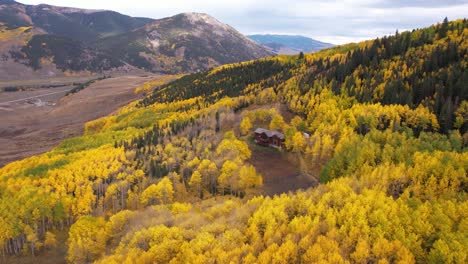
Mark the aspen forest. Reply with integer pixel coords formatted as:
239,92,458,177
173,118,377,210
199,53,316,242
0,19,467,263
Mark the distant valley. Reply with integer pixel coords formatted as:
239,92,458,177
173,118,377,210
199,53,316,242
248,34,334,54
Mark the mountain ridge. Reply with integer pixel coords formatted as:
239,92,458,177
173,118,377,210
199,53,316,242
248,34,334,54
95,12,273,72
0,0,153,39
0,2,273,78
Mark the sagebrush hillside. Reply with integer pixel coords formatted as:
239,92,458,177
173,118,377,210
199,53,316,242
0,19,467,263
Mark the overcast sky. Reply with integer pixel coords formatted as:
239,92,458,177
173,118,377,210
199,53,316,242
19,0,468,44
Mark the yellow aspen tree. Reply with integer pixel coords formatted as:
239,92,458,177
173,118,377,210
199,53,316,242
240,116,253,136
44,231,57,250
351,239,371,263
189,170,202,197
292,132,307,153
269,114,285,131
24,225,39,256
67,216,107,263
239,165,262,191
218,160,239,195
156,177,174,204
140,184,159,206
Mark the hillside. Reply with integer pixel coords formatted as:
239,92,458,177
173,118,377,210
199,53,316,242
0,0,152,41
248,34,334,54
0,0,150,79
0,19,467,263
0,1,273,78
96,13,274,73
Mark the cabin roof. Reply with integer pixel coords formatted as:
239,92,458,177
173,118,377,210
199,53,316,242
254,128,285,139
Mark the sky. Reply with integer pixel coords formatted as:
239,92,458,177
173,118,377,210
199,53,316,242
18,0,468,44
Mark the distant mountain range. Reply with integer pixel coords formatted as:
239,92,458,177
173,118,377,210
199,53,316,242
248,34,334,54
0,0,273,80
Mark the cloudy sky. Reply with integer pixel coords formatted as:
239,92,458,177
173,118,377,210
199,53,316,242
19,0,468,44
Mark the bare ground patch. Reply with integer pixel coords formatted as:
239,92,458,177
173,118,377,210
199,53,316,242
248,141,319,196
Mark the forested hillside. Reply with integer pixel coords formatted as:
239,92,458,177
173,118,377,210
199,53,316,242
0,19,466,263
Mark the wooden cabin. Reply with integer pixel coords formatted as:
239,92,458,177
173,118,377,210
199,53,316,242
254,128,285,148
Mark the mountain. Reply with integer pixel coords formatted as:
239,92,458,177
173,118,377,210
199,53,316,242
0,0,152,41
0,1,273,78
96,13,274,73
248,34,334,54
1,18,467,263
0,0,152,79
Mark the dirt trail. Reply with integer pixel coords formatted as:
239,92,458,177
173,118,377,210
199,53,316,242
0,90,70,104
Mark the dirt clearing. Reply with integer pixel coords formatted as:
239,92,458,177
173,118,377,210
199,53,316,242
249,142,319,196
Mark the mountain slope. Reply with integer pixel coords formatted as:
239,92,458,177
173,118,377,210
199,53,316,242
24,5,153,42
0,19,467,263
0,1,273,77
0,0,150,78
97,13,274,73
0,24,128,79
0,0,152,41
248,34,334,54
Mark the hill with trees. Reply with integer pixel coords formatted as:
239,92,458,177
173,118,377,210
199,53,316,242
0,18,466,263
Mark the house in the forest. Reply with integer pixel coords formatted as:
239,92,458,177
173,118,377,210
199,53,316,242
254,128,285,148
